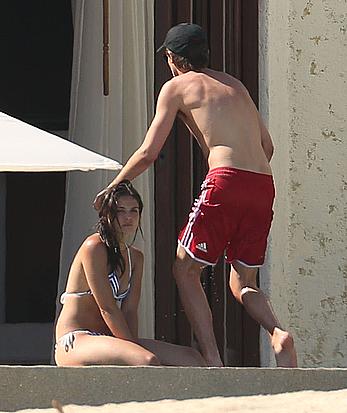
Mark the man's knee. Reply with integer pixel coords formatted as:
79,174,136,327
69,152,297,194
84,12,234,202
229,261,259,303
173,259,189,282
173,254,202,282
230,282,258,304
229,267,242,302
229,278,242,303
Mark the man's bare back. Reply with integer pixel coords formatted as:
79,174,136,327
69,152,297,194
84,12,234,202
171,68,273,174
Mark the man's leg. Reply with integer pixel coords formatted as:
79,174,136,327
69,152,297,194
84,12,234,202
229,260,297,367
173,245,223,367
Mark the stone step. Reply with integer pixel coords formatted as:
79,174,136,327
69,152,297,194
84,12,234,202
1,366,346,411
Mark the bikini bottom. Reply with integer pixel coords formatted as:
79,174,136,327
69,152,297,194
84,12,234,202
56,329,107,352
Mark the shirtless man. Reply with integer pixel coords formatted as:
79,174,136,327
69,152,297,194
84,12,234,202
94,23,297,368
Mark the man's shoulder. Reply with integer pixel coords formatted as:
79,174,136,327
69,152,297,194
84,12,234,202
162,75,185,88
162,72,199,92
160,77,179,94
209,69,241,85
158,77,186,101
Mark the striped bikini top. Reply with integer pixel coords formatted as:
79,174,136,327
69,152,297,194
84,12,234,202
60,245,132,305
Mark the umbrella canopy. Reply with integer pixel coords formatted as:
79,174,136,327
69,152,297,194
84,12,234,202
0,112,122,172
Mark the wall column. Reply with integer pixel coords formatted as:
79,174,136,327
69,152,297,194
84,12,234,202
259,0,347,367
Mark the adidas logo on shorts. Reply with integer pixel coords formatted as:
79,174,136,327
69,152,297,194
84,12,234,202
196,242,208,253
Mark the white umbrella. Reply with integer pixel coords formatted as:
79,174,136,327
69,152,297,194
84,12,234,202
0,112,122,172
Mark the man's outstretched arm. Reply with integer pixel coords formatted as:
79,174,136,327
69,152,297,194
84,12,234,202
94,80,179,208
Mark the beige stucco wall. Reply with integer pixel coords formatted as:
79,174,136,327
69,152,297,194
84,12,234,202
259,0,347,367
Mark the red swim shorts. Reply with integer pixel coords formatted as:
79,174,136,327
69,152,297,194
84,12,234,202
178,167,275,267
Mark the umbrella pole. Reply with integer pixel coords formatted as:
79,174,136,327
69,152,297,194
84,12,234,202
103,0,110,96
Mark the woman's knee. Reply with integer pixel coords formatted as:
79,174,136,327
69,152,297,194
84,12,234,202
136,351,160,366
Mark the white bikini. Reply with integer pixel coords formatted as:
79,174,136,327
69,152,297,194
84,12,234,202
57,245,132,352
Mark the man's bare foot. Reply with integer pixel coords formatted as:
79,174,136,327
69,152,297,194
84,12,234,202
204,355,224,367
271,327,298,367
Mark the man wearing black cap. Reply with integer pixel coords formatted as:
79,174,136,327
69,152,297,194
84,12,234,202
95,23,297,368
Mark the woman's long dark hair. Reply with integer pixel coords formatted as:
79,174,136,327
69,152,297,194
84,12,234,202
96,180,143,275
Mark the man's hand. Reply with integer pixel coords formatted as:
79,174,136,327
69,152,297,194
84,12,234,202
93,187,112,211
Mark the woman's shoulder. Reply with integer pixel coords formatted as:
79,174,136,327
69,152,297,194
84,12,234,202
80,233,107,258
128,245,144,263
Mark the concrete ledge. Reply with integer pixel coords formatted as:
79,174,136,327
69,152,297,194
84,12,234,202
1,366,346,411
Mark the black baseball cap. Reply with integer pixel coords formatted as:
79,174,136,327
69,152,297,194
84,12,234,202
157,23,208,60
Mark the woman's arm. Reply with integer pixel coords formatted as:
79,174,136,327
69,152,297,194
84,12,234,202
121,248,144,340
81,237,134,341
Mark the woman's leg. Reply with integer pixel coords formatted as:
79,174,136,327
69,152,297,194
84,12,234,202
55,333,160,366
138,338,207,367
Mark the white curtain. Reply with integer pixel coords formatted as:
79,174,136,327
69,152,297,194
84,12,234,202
55,0,155,339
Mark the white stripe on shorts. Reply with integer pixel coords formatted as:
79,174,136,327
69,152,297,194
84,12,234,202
180,188,207,248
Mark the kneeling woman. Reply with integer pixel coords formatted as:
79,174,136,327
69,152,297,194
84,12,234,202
55,180,205,366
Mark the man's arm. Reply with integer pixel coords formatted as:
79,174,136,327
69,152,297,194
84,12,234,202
258,113,274,162
244,83,274,163
108,80,179,188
